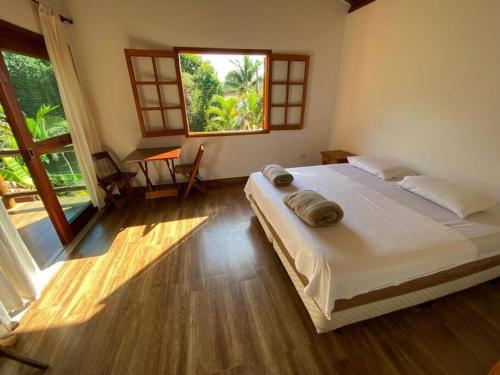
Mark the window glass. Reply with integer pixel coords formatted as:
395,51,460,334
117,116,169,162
179,53,266,134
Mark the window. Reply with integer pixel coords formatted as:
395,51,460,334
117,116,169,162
269,54,309,130
124,49,187,137
177,48,269,136
125,48,309,137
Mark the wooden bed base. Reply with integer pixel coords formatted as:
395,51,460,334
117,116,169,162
249,196,500,332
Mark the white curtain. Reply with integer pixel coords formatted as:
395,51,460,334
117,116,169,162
0,204,41,339
38,4,105,209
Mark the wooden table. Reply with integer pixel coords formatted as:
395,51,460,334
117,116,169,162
123,146,181,199
320,149,355,165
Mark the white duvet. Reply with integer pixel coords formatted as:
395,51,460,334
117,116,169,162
244,166,477,319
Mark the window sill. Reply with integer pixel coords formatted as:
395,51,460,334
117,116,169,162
186,129,269,138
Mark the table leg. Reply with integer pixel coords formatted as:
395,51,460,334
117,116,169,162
138,161,154,191
165,159,177,188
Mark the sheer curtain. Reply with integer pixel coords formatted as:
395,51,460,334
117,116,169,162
0,204,41,339
38,4,105,209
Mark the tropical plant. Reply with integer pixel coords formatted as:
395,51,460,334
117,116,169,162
180,54,222,132
0,104,81,191
25,104,69,140
2,50,64,118
0,105,34,188
224,56,263,94
180,54,264,132
235,88,263,130
204,95,239,131
0,156,33,188
0,105,16,149
204,89,263,132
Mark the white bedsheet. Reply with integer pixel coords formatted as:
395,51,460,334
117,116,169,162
332,164,500,258
244,165,478,319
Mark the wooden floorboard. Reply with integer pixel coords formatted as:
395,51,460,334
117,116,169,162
7,195,91,269
1,182,499,374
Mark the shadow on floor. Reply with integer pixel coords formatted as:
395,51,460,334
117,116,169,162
1,183,499,374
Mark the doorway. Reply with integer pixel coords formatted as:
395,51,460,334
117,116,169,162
0,20,96,269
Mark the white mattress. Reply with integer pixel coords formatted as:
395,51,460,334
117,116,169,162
332,164,500,258
244,164,500,319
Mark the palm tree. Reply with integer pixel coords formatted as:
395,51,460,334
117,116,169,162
204,95,239,131
235,89,263,130
224,56,263,94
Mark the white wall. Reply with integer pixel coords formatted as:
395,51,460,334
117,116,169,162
329,0,500,199
61,0,348,185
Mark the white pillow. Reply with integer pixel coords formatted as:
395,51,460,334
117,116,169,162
398,176,497,218
347,156,415,180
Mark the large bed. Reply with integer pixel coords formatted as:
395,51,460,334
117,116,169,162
244,164,500,333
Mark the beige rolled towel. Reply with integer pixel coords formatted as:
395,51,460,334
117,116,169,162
262,164,294,186
284,190,344,227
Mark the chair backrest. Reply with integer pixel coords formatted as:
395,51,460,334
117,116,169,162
192,144,205,175
91,151,120,181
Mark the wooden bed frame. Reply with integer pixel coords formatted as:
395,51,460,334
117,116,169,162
249,196,500,333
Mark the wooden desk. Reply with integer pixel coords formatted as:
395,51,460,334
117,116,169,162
123,147,181,199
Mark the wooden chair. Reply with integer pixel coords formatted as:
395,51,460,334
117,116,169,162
92,151,137,211
174,144,205,199
0,333,49,371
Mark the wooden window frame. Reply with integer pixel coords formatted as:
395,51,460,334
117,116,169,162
125,48,310,137
0,19,49,59
174,47,272,138
124,49,188,137
269,54,309,130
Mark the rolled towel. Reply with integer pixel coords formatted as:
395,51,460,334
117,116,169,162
284,190,344,227
262,164,294,186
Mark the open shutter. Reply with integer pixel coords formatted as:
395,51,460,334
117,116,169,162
124,49,188,137
268,54,309,130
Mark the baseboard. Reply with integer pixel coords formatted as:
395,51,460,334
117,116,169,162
132,176,249,191
204,176,248,186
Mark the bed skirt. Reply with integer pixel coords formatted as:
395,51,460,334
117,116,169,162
249,197,500,333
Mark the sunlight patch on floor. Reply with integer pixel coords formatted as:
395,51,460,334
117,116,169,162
15,214,211,334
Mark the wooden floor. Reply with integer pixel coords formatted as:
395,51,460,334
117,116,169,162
1,182,499,375
7,195,91,269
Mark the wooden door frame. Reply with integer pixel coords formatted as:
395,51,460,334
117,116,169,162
0,53,73,244
0,19,96,245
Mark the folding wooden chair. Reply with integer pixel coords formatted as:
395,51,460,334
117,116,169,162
0,331,49,371
0,345,49,371
92,151,137,211
174,144,205,199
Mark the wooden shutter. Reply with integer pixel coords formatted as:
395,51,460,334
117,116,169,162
268,54,309,130
124,49,188,137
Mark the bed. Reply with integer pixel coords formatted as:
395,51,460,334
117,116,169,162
244,164,500,332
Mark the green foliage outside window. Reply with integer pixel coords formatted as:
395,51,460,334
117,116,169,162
0,50,85,195
2,51,65,119
180,54,222,132
180,54,264,132
0,104,83,192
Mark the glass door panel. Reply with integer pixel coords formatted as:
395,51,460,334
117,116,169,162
0,43,96,251
1,50,69,140
1,50,93,222
0,102,64,269
42,144,91,222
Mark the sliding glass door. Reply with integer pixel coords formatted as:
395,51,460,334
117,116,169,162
0,20,96,266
